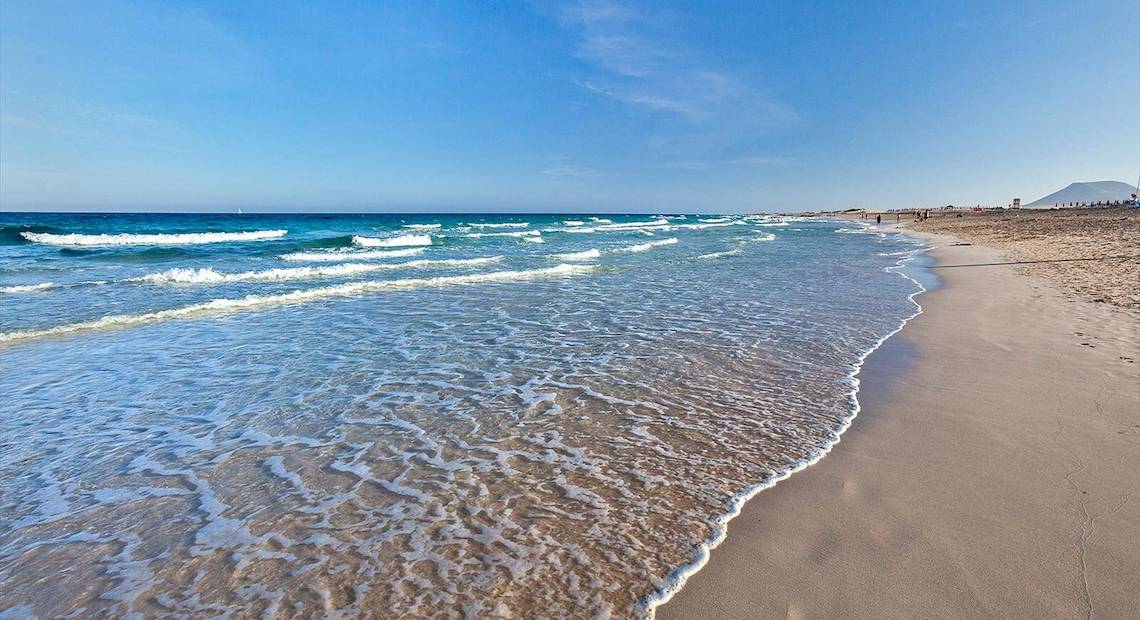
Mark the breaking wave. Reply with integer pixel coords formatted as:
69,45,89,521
465,230,541,239
0,264,597,345
466,222,529,229
279,248,426,262
618,237,679,253
0,282,57,294
698,248,743,259
19,230,288,246
130,257,504,285
352,234,433,248
552,249,601,260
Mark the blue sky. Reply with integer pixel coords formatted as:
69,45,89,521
1,0,1136,212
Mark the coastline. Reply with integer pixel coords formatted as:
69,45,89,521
643,225,932,615
658,227,1140,618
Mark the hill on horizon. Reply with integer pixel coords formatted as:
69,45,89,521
1027,181,1138,207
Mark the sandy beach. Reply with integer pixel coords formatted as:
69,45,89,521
660,220,1140,618
912,207,1139,309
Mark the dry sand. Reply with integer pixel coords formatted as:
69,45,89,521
912,207,1139,309
658,230,1139,619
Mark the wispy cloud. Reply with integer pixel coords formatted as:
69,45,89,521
0,94,168,140
728,155,798,166
655,160,711,170
559,1,797,127
656,155,798,171
541,163,602,177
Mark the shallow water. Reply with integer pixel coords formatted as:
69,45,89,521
0,213,925,617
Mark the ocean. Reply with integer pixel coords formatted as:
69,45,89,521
0,212,929,617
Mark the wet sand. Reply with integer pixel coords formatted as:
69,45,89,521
658,231,1140,618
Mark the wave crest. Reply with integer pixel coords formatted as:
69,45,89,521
464,230,540,239
0,282,57,294
552,249,601,260
466,222,529,229
279,248,425,262
20,230,287,246
352,234,433,248
617,238,678,253
132,257,503,285
1,264,596,345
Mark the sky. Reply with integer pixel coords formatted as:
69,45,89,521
0,0,1137,213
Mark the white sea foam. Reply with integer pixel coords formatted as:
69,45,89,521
697,217,732,223
545,219,673,235
466,222,530,229
617,237,678,253
552,249,601,260
562,220,586,226
279,248,426,262
589,217,613,224
751,233,776,242
597,218,670,230
465,230,541,238
131,257,503,285
643,238,932,618
521,235,544,243
20,230,288,246
402,224,441,230
0,282,57,293
352,234,433,248
675,221,739,230
697,248,743,259
0,264,596,344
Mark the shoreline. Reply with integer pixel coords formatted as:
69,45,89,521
643,224,932,616
659,227,1139,618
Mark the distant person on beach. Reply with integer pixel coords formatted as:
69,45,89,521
896,213,901,223
876,214,881,225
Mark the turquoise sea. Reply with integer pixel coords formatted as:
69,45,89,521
0,212,928,617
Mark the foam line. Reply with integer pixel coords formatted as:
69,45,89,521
0,264,597,345
552,249,601,260
617,238,678,253
464,230,540,238
20,230,287,246
466,222,530,229
130,257,503,285
642,232,932,618
279,248,426,262
352,234,432,248
0,282,57,293
697,249,742,259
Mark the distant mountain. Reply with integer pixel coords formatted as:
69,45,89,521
1026,181,1138,207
